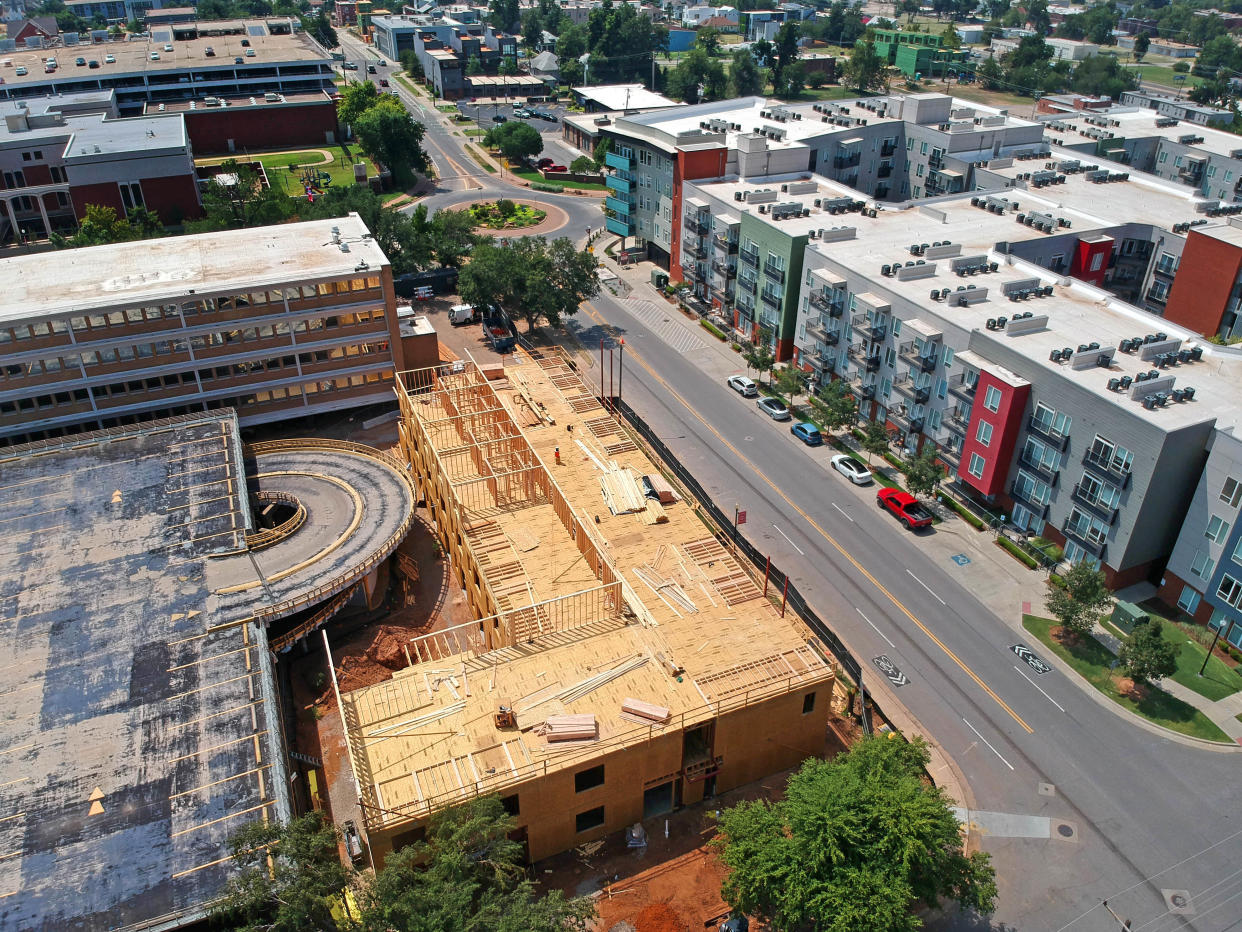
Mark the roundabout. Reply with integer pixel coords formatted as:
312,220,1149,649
441,197,573,238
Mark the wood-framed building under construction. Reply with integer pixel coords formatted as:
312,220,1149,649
336,348,838,863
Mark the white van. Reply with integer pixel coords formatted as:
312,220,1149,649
447,304,480,326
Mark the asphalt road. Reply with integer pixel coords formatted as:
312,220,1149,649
333,39,1242,930
569,294,1242,932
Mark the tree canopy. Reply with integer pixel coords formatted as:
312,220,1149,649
729,47,765,97
1119,619,1178,685
666,47,728,103
1047,560,1113,638
844,40,887,93
459,237,600,331
51,204,164,248
353,98,430,187
809,378,857,433
716,737,997,932
904,447,946,499
485,120,544,162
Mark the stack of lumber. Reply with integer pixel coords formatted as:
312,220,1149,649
554,655,649,704
479,362,505,381
633,565,697,615
620,697,671,725
543,713,598,742
644,474,678,504
599,466,646,515
639,498,668,525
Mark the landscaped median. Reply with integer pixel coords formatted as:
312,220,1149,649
1022,615,1231,742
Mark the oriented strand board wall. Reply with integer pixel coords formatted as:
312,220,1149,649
712,686,829,792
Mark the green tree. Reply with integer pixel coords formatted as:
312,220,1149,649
774,366,807,407
743,340,775,386
771,20,801,88
189,160,293,232
1070,54,1137,99
666,46,728,103
210,811,354,932
401,48,425,80
428,207,479,268
569,155,595,173
1047,560,1113,638
1026,0,1051,35
977,55,1003,90
337,79,383,128
751,38,775,70
459,237,599,331
860,418,890,464
359,795,594,932
809,378,857,433
940,23,960,49
904,446,945,498
1132,32,1150,62
777,59,807,97
1118,620,1178,686
716,737,998,932
592,136,612,169
499,56,519,77
488,0,521,32
353,98,430,186
696,25,722,56
51,203,164,248
484,120,543,162
467,55,485,76
844,40,886,92
729,47,765,97
301,10,338,48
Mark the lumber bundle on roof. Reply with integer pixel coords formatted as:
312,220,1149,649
639,498,668,525
644,474,678,504
479,363,506,381
543,713,598,742
599,466,646,515
621,697,670,724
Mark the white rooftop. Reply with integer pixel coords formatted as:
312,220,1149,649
1047,108,1242,160
572,83,681,111
0,214,389,325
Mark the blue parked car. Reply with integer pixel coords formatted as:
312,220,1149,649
790,422,823,446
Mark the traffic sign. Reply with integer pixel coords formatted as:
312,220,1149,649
1011,643,1052,675
736,509,747,525
872,654,909,687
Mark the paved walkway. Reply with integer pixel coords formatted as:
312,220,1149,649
578,239,1242,753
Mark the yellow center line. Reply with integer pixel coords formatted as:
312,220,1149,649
583,304,1034,735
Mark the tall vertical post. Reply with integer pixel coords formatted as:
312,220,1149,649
780,576,789,617
600,338,605,401
763,556,771,596
609,348,614,410
1200,617,1237,676
618,339,624,410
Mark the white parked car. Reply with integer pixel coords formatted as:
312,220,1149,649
830,453,873,485
727,374,758,397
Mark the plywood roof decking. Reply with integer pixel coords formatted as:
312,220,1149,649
348,353,835,830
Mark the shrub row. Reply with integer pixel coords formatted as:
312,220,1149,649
699,319,727,341
996,536,1040,569
940,495,986,530
530,181,564,192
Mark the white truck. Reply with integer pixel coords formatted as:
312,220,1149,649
447,304,481,326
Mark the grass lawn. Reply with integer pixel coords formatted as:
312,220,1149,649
1124,62,1202,91
511,166,609,190
463,127,487,136
1135,605,1242,702
1022,615,1230,742
464,144,497,173
198,145,365,190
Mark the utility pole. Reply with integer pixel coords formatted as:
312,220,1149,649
1199,616,1237,676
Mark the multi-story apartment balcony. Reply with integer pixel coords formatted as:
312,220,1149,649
1027,413,1070,452
760,290,782,310
947,372,978,403
1071,483,1120,525
605,195,634,217
807,350,836,373
762,262,785,284
937,443,961,467
944,405,971,435
711,258,736,277
1018,452,1060,487
833,153,861,170
683,241,708,261
851,315,887,342
1061,517,1107,559
880,141,898,157
1081,450,1133,489
889,405,924,435
683,215,710,236
605,173,633,195
604,150,634,172
605,215,636,237
736,277,756,295
850,374,876,399
898,341,937,372
928,151,945,171
877,163,893,178
1008,483,1050,521
713,232,739,253
891,375,930,404
739,247,759,268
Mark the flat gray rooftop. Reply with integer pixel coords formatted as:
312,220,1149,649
0,413,289,931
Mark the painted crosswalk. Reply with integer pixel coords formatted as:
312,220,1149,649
621,299,706,355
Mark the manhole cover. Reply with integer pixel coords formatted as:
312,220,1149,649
1052,819,1078,841
1038,782,1056,797
1057,824,1074,837
1162,889,1194,915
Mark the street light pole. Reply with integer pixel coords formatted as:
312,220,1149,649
1199,617,1237,676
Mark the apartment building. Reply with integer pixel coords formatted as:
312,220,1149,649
0,19,335,113
0,213,440,446
374,14,518,99
586,93,1044,272
0,91,201,240
1162,224,1242,341
872,28,969,78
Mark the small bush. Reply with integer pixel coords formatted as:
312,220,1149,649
941,495,985,530
1048,572,1067,589
1172,61,1190,73
731,342,742,352
496,198,516,217
1029,536,1064,563
996,536,1040,569
530,181,564,192
700,319,727,340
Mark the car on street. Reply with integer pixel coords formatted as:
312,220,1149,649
163,43,173,52
342,61,358,70
756,397,791,421
14,66,26,75
830,454,873,485
367,64,376,73
74,56,86,66
492,114,508,123
104,54,116,63
726,375,757,397
379,78,389,87
876,487,933,529
205,46,215,56
790,422,823,446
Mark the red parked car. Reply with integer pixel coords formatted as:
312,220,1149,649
876,488,933,530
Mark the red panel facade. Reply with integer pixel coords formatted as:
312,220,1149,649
139,174,203,222
1163,229,1242,337
1069,235,1112,286
955,370,1030,498
70,181,126,219
181,101,340,155
670,145,728,285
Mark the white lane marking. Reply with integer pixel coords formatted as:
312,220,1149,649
832,502,855,523
906,569,946,605
963,718,1015,771
1014,665,1067,713
773,524,804,555
858,608,895,648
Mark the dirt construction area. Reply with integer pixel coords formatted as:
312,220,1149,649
539,728,851,932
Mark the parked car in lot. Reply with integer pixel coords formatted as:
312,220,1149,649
537,157,554,169
74,56,86,66
830,454,872,485
727,375,758,397
447,303,481,326
876,487,933,529
790,422,823,446
532,109,557,121
513,107,532,118
756,397,791,421
492,114,508,123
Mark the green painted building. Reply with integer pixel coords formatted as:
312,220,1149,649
735,212,807,362
872,28,969,78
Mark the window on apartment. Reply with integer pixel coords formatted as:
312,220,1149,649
976,421,993,447
1208,515,1231,544
1090,252,1104,272
1217,574,1242,609
1014,470,1052,507
802,692,816,714
1221,477,1242,509
119,182,144,212
1067,507,1110,546
1192,550,1216,579
576,806,606,833
968,452,986,479
1178,586,1202,614
983,385,1002,412
574,765,605,792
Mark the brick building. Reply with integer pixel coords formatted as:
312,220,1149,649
146,90,340,153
